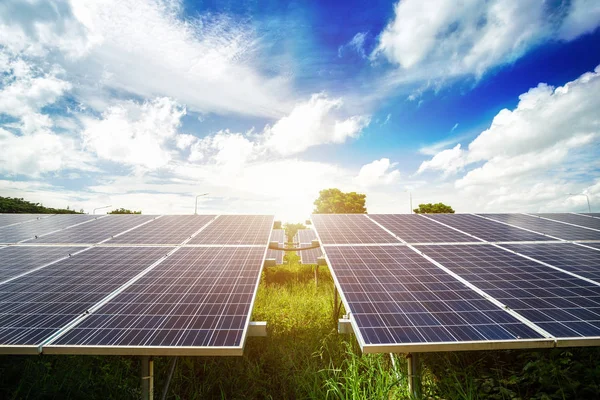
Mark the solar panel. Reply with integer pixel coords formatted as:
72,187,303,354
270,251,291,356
581,213,600,218
187,215,273,245
482,214,600,241
266,229,284,265
583,243,600,250
424,214,554,242
311,214,398,245
297,229,317,244
370,214,476,243
0,214,51,228
109,215,215,245
26,215,157,244
0,246,84,282
502,243,600,282
46,246,265,355
0,247,171,351
323,245,547,352
296,229,322,264
417,244,600,342
0,214,99,244
535,213,600,230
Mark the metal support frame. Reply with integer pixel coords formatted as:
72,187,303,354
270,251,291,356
406,353,421,399
314,264,319,287
141,356,154,400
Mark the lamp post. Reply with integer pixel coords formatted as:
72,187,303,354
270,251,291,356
405,190,413,214
194,193,209,215
93,205,112,215
567,193,591,213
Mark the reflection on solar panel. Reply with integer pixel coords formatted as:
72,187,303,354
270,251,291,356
311,214,398,244
324,245,546,352
369,214,475,243
417,244,600,341
48,247,265,354
535,213,600,230
0,214,50,228
425,214,553,242
27,215,157,244
482,214,600,241
188,215,273,245
502,243,600,282
296,229,322,264
583,243,600,250
0,246,84,282
0,214,99,244
109,215,215,244
266,229,284,265
0,247,170,350
582,213,600,218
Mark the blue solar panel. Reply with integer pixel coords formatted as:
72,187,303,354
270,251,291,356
417,244,600,340
311,214,398,245
425,214,553,242
296,229,322,264
324,245,545,351
370,214,475,243
482,214,600,241
0,214,51,228
266,229,284,264
48,247,265,353
109,215,215,244
0,214,99,244
0,246,84,282
187,215,273,245
27,215,156,244
0,247,171,348
534,214,600,230
502,243,600,282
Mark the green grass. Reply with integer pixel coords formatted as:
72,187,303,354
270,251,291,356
2,255,600,399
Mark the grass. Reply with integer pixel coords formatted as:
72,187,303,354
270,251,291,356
2,253,600,399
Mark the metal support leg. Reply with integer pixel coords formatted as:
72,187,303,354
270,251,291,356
314,264,319,287
407,353,421,399
334,286,338,322
141,356,154,400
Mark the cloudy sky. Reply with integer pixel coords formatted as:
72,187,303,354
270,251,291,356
1,0,599,220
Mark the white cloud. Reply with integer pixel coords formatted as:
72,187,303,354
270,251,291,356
81,97,185,170
372,0,600,82
264,93,370,156
418,65,600,199
559,0,600,40
189,130,256,172
338,32,368,58
355,158,400,187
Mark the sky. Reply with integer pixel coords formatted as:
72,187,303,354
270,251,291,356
0,0,599,221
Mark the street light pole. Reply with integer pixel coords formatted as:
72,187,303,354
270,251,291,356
194,193,209,215
567,193,591,213
93,205,112,215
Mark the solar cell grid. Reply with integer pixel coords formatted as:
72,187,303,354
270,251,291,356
535,214,600,230
299,244,323,264
0,246,84,282
266,229,284,264
49,247,265,353
188,215,273,245
582,214,600,218
424,214,553,242
297,229,317,244
370,214,475,243
109,215,215,244
502,243,600,282
0,247,171,347
417,244,600,339
27,215,156,244
583,243,600,250
324,245,543,350
0,214,99,244
482,214,600,241
311,214,398,245
0,214,50,228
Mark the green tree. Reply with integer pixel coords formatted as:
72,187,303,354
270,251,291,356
108,208,142,214
313,188,367,214
413,203,455,214
0,196,80,214
283,222,306,243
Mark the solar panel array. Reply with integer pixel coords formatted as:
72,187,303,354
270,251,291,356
312,213,600,353
296,229,323,264
266,229,285,265
0,214,273,355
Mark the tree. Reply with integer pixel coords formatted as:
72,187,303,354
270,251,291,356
0,196,80,214
413,203,455,214
108,208,142,214
313,188,367,214
283,222,306,243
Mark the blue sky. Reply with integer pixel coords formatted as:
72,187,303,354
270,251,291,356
1,0,599,220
